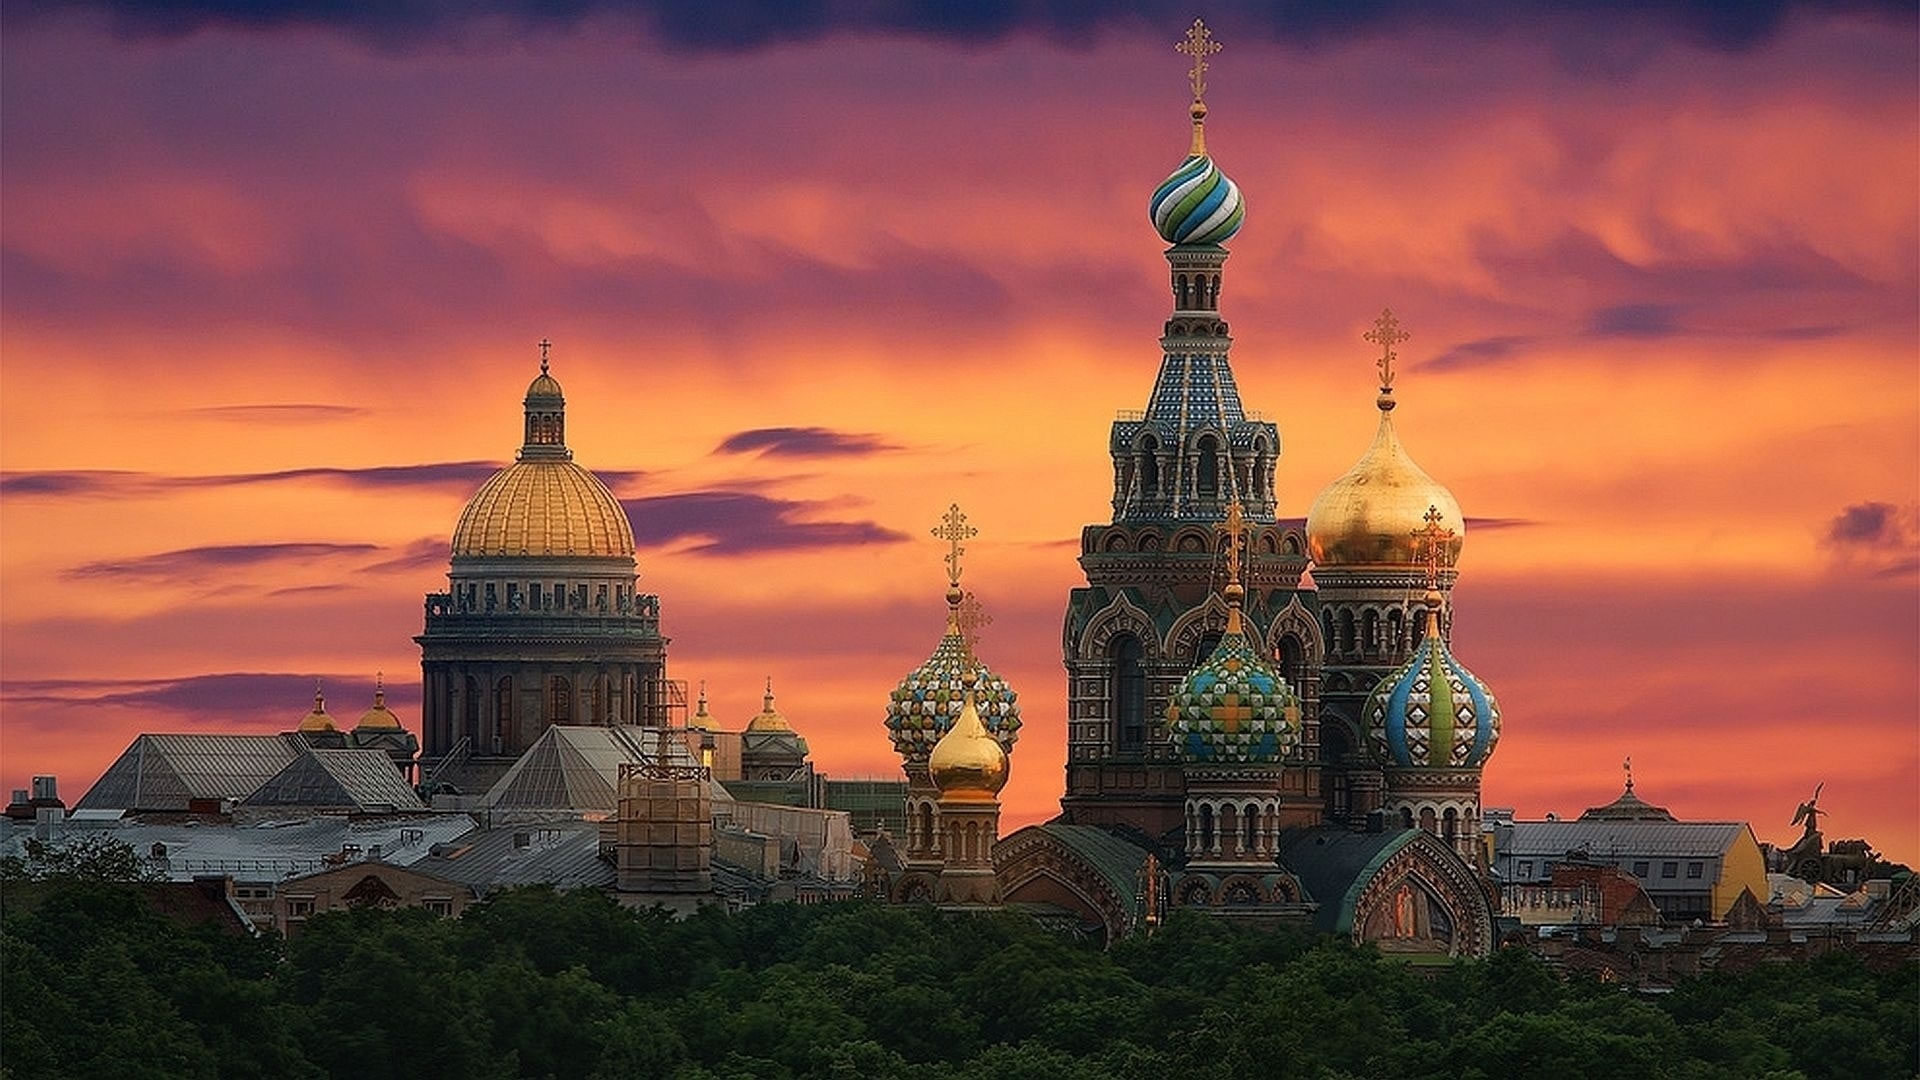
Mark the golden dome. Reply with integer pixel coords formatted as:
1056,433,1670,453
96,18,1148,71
1306,411,1463,569
355,680,403,731
451,459,635,559
526,371,564,401
928,689,1008,800
746,678,790,732
298,684,336,733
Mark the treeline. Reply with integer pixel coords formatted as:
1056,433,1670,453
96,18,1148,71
2,880,1914,1079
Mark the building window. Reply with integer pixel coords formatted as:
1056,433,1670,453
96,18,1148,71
1661,861,1678,879
423,898,453,917
1517,860,1533,879
1632,861,1650,878
1195,434,1220,498
1687,862,1703,879
286,898,315,918
1112,635,1146,752
548,676,573,724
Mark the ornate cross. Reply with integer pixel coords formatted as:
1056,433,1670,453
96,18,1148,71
1411,503,1454,591
957,591,992,653
1365,308,1409,392
1176,18,1221,103
538,337,552,374
932,503,977,587
1216,499,1248,586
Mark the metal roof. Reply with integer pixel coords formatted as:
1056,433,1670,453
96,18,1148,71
416,822,613,893
243,749,425,812
484,726,702,814
76,734,306,811
1501,821,1750,860
0,814,476,883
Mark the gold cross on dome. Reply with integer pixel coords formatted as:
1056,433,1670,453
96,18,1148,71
538,337,552,374
1216,499,1248,585
1176,18,1221,103
1365,308,1410,392
1411,503,1455,590
957,591,992,653
932,503,977,587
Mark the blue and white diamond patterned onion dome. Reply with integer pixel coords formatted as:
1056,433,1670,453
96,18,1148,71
885,596,1021,763
1365,600,1499,768
1167,608,1299,764
1150,153,1245,246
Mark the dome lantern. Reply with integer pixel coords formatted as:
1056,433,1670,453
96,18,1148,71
355,673,404,732
298,680,336,733
521,337,569,462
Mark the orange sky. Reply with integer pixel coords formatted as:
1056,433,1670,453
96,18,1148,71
2,8,1916,861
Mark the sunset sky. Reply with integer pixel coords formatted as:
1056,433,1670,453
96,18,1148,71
2,2,1915,862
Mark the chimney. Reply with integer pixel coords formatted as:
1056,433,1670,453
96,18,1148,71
30,776,59,803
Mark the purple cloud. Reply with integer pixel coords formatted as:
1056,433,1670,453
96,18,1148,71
622,491,907,555
2,672,419,719
714,427,900,459
188,403,368,422
0,461,647,499
63,536,450,585
1419,335,1536,373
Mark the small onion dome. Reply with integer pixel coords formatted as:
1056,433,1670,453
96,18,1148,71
1167,606,1300,764
689,682,717,731
1364,598,1498,768
1306,410,1463,569
885,595,1022,762
928,684,1008,800
298,684,336,733
1150,152,1245,246
746,678,790,732
355,681,403,731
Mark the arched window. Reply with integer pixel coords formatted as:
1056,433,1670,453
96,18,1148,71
1362,609,1380,655
1388,608,1405,656
493,676,514,754
918,802,934,853
1192,631,1222,667
1419,807,1438,835
1112,635,1146,753
1279,634,1306,691
1321,611,1336,656
1443,807,1459,845
1139,437,1160,497
1244,803,1260,853
547,676,572,725
1199,803,1215,852
1339,610,1357,655
1401,807,1415,830
1195,435,1220,498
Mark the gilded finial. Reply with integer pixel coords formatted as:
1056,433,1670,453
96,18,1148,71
1411,504,1454,602
1623,755,1634,794
538,337,552,375
957,590,992,656
1216,499,1248,633
314,677,325,710
1365,308,1410,411
373,670,385,706
932,503,977,606
1175,18,1222,156
763,676,775,710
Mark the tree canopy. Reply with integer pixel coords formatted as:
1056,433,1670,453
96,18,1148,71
2,877,1913,1079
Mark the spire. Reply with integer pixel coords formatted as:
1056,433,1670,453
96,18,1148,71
1216,499,1248,634
313,678,325,713
373,671,385,707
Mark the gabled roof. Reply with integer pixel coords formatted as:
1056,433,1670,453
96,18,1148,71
1504,820,1748,860
77,734,306,812
243,749,424,812
484,726,702,814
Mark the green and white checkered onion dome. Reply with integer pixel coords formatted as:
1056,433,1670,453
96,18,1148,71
1166,621,1298,764
1365,606,1500,769
885,621,1021,763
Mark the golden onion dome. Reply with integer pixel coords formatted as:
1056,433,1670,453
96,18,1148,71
451,460,635,559
298,683,336,733
745,678,791,732
1306,410,1463,569
928,685,1008,800
355,678,403,731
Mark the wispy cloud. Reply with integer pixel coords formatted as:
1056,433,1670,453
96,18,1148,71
1584,302,1685,339
622,491,907,555
0,462,646,499
714,427,900,459
63,537,447,585
187,403,368,422
1821,501,1919,579
1419,335,1536,373
2,672,418,719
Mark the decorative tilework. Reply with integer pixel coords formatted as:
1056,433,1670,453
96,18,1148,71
1365,626,1499,768
885,627,1021,762
1167,627,1298,763
1150,155,1246,246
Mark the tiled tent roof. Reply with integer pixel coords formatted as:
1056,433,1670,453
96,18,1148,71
77,734,306,812
484,726,702,814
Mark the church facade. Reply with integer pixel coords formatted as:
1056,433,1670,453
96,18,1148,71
893,22,1503,955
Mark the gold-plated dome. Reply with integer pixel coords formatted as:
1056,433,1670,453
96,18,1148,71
928,688,1008,800
451,459,636,559
1305,411,1463,568
746,678,791,732
526,371,564,401
298,683,336,733
355,680,403,731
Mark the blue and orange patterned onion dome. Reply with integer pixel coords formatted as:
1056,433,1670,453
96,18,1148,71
885,597,1021,763
1365,600,1499,768
1167,614,1299,764
1150,152,1245,246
